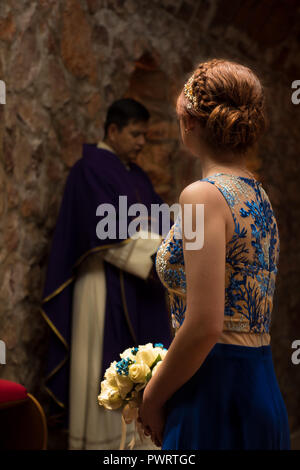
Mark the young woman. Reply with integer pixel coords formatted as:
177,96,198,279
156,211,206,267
137,59,291,450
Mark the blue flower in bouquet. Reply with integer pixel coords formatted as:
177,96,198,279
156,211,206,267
154,343,167,350
116,357,135,376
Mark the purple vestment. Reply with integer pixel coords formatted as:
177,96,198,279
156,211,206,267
41,144,173,427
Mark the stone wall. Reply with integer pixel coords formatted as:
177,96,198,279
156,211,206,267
0,0,299,448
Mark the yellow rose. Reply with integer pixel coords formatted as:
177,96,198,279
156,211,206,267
98,381,123,410
115,374,134,399
128,362,150,383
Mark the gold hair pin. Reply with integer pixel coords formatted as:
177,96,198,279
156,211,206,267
184,74,197,110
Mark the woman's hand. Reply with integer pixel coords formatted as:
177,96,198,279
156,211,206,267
137,395,166,448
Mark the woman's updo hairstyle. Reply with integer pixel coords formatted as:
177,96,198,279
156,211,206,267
178,59,267,154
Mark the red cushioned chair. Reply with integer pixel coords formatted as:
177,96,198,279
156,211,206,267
0,379,48,450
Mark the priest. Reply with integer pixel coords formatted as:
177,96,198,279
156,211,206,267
41,98,173,449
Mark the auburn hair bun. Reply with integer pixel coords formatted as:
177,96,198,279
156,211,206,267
182,59,267,153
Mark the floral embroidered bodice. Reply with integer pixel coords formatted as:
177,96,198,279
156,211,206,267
156,173,280,334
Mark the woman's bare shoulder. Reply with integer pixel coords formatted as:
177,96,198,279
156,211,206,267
179,180,224,208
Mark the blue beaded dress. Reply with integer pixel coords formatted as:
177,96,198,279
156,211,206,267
155,173,291,450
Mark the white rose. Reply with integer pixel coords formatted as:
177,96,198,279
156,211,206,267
98,382,123,410
115,374,134,399
151,360,163,376
104,361,118,387
135,344,157,368
152,346,168,360
120,347,137,362
128,362,151,383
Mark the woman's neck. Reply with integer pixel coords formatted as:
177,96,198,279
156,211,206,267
200,154,252,179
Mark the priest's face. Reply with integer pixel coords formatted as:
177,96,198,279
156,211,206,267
108,120,148,163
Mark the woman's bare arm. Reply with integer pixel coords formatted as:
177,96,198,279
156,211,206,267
140,181,226,410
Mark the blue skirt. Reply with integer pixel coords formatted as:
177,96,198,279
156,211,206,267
162,343,291,450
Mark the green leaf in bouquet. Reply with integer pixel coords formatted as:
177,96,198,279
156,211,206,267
145,371,152,382
150,354,162,370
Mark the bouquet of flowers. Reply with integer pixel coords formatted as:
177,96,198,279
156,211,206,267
98,342,168,449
